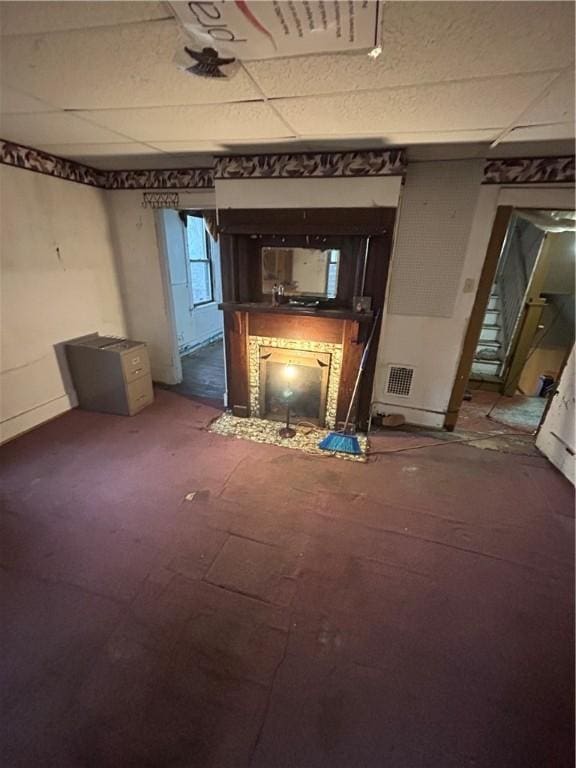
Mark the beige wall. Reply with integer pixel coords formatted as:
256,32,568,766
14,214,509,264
105,192,178,384
519,348,567,396
373,173,574,428
106,190,216,386
543,231,575,294
0,165,126,442
373,160,486,427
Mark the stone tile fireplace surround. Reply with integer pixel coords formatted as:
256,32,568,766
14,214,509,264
249,335,343,428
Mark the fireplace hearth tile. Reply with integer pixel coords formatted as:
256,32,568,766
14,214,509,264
209,412,367,462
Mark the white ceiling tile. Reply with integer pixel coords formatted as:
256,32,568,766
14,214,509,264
272,73,555,136
246,2,574,98
148,138,300,153
520,71,575,126
147,140,231,153
0,2,171,36
34,142,163,158
0,20,261,110
0,86,56,114
76,102,289,142
0,112,131,145
500,122,576,143
75,154,202,171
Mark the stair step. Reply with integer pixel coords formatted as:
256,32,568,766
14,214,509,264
477,339,501,350
479,326,500,342
471,359,502,376
469,372,503,387
484,309,500,325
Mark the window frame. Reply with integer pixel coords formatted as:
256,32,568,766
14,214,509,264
186,215,215,308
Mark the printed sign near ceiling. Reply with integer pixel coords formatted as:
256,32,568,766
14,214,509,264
171,1,382,77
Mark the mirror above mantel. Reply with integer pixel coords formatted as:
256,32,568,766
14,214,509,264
261,246,341,300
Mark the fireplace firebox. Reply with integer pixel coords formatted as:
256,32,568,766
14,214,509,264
259,347,331,426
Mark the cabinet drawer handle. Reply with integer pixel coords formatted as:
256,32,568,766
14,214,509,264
133,368,143,374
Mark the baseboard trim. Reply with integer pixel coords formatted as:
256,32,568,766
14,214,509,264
0,393,75,444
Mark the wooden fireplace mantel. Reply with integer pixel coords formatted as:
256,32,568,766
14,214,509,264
218,302,374,324
218,207,396,429
222,308,366,427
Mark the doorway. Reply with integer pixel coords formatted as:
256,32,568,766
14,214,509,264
451,208,575,433
161,209,225,405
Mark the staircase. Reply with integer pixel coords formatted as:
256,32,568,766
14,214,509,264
471,284,504,380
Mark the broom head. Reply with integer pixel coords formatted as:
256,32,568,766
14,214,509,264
318,431,361,455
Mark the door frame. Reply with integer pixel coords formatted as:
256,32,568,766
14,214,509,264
445,205,513,430
445,200,575,431
156,205,226,396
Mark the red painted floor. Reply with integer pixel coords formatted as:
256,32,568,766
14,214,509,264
1,390,574,767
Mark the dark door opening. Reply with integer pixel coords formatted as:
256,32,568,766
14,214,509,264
162,209,226,406
451,208,575,433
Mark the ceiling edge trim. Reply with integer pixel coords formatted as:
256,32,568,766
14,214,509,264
214,149,406,179
483,156,575,185
0,139,215,189
0,138,106,188
1,139,573,189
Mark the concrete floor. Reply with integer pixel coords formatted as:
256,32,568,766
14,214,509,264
0,390,574,767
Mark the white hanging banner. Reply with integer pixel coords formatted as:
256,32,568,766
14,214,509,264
171,1,382,63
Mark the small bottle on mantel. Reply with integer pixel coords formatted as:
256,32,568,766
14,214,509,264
272,283,278,306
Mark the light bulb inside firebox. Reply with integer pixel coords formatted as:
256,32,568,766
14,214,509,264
284,364,297,380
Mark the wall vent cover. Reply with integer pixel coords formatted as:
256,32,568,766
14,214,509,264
386,365,414,397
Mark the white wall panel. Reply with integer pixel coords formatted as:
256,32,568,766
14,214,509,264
0,165,126,442
387,160,484,317
536,346,575,484
215,176,402,209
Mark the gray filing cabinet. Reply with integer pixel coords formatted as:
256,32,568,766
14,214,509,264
65,333,153,416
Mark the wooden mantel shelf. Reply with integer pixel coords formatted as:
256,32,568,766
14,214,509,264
218,302,374,323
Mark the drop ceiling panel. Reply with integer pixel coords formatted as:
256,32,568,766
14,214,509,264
501,123,576,143
273,73,555,136
521,71,575,125
0,87,56,115
35,142,162,158
149,138,298,153
0,1,171,36
76,103,289,142
0,112,131,146
73,154,204,171
0,20,261,110
246,1,574,98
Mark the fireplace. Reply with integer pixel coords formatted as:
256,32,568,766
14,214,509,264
258,346,332,426
249,336,342,429
218,207,396,430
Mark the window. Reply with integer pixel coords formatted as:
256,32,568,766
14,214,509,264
186,214,214,306
326,250,340,298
